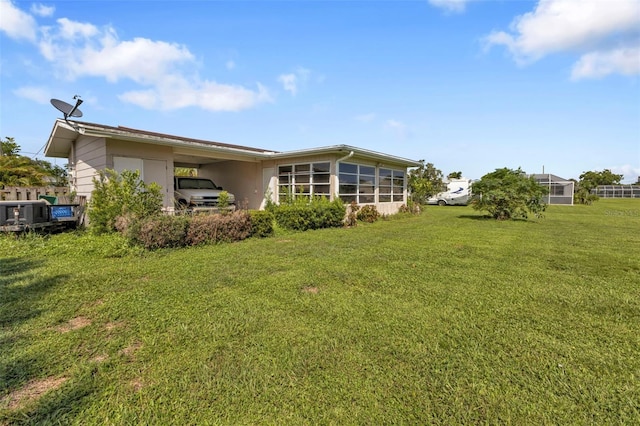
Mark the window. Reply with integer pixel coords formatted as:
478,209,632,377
339,163,405,204
379,168,405,202
278,162,331,201
339,163,374,203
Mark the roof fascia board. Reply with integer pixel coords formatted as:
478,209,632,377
270,144,421,167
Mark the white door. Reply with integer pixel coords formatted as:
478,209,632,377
143,159,169,207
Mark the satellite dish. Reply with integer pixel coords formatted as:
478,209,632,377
50,95,83,120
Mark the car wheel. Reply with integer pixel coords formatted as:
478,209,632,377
438,200,446,206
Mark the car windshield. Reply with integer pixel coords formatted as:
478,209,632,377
178,178,218,190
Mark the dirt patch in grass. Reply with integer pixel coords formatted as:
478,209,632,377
302,286,319,294
104,321,125,331
1,376,68,410
56,316,91,333
130,378,145,392
120,341,143,358
90,354,108,363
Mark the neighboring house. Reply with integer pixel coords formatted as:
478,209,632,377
530,174,574,205
592,185,640,198
45,120,420,214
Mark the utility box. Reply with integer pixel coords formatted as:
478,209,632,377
0,200,50,226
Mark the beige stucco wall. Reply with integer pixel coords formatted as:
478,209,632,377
199,161,263,209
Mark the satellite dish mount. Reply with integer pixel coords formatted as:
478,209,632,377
50,95,84,129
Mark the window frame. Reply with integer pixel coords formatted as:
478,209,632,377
277,161,331,201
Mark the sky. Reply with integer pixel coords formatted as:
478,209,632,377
1,0,639,183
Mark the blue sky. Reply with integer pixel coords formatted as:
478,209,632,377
1,0,639,182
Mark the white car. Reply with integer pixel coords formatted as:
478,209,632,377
174,177,235,208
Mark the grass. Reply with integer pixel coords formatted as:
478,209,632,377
1,199,639,424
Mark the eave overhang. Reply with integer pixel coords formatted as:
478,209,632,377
44,120,421,168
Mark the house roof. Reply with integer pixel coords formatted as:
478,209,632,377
45,119,421,167
531,173,572,182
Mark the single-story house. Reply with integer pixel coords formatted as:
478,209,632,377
531,173,574,205
44,119,421,214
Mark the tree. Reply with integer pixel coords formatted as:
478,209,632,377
408,161,445,204
574,169,623,205
1,137,20,156
579,169,623,188
471,167,548,220
0,137,68,188
447,171,462,180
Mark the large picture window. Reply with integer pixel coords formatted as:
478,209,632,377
278,162,330,201
339,163,404,204
379,168,405,202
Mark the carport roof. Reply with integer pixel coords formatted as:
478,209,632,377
45,119,420,167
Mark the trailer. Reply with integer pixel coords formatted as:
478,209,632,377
427,178,473,206
0,199,82,233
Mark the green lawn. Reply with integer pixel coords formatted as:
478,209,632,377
1,199,639,424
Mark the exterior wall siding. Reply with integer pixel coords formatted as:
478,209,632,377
73,136,107,200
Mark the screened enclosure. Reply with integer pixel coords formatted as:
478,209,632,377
531,174,574,205
592,185,640,198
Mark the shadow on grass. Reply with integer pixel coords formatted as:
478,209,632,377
0,367,98,425
1,258,72,402
0,258,69,328
457,214,493,220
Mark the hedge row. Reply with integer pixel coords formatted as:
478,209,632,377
268,197,346,231
120,210,275,250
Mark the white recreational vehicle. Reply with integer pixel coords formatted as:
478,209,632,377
427,178,473,206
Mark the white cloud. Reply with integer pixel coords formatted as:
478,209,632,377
30,3,54,17
2,2,270,113
0,0,38,41
428,0,469,13
571,47,640,80
13,85,50,103
278,73,298,95
610,165,640,183
119,80,272,112
484,0,640,79
278,67,311,96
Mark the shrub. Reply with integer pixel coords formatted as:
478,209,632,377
357,205,380,223
88,169,163,234
218,190,230,210
345,201,359,227
471,167,548,220
249,210,275,238
186,210,252,245
127,215,189,250
398,200,421,215
272,196,346,231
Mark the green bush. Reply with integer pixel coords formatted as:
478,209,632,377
357,205,380,223
128,215,189,250
88,169,163,234
249,210,275,238
471,167,548,220
271,196,346,231
186,211,252,245
398,200,421,215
